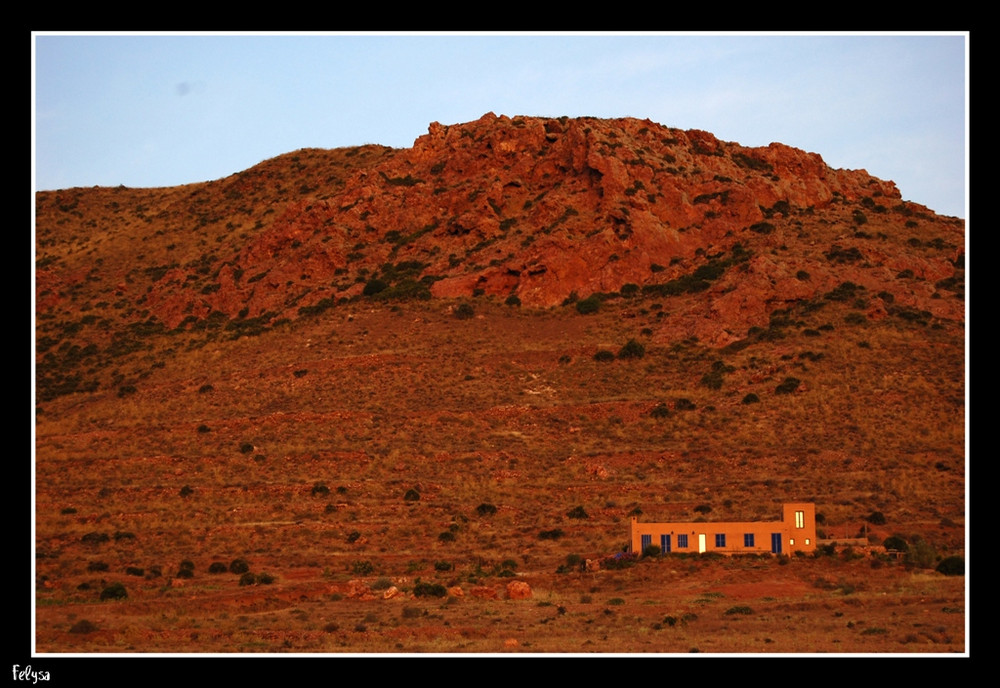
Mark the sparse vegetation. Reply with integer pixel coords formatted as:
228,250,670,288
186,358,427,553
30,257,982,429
32,117,965,655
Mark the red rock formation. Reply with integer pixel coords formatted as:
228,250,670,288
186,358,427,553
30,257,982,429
40,114,962,348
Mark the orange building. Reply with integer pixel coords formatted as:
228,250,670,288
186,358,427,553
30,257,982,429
628,503,817,556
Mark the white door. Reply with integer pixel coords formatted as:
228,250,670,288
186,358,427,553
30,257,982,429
698,533,706,553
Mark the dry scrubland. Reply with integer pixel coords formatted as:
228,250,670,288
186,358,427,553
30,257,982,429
35,290,964,654
34,116,965,654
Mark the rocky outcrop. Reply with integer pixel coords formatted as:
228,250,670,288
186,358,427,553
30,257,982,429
38,114,963,349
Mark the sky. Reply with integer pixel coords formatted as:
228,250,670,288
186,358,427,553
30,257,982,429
32,32,968,218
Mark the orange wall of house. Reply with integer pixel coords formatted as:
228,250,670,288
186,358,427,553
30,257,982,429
629,503,817,555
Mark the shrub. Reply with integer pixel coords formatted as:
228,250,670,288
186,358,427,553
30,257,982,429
239,572,258,586
87,561,109,572
352,560,375,576
675,398,696,411
403,488,421,502
402,606,423,619
239,442,255,454
208,562,228,574
413,581,448,598
81,532,109,544
538,529,564,540
882,535,907,552
866,511,887,525
649,403,670,418
311,482,330,497
724,606,753,615
593,350,615,362
476,503,498,517
607,598,626,606
741,393,760,404
693,504,712,514
438,531,456,542
434,561,453,572
505,294,521,307
774,377,801,395
179,485,194,497
69,619,98,634
363,278,388,296
617,339,646,360
905,538,938,569
566,506,589,519
575,295,602,315
99,583,128,601
454,303,475,320
642,544,661,558
935,556,965,576
229,558,250,574
125,566,144,577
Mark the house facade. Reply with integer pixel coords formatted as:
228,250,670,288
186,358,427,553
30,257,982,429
628,503,817,556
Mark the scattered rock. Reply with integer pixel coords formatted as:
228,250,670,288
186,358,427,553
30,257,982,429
505,581,532,600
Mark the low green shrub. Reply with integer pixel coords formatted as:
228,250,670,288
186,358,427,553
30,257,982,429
575,295,602,315
774,377,801,395
936,556,965,576
593,350,615,362
99,583,128,601
352,560,375,576
618,339,646,360
413,581,448,598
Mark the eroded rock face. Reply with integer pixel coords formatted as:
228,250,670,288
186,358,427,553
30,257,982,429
38,114,963,349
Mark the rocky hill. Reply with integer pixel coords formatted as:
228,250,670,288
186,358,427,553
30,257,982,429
36,113,964,404
32,114,967,654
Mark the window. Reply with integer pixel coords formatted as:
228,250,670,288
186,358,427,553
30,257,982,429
744,533,755,547
660,534,671,553
641,534,651,551
789,538,795,546
805,538,810,545
677,534,688,548
795,510,805,528
715,534,726,548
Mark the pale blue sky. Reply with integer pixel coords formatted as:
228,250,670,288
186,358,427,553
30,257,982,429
33,32,968,218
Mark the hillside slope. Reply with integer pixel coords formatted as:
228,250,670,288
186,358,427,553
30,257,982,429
33,115,965,654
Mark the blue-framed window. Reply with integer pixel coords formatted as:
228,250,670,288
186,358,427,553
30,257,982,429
641,534,651,551
744,533,755,547
677,534,688,548
715,533,726,548
660,534,671,553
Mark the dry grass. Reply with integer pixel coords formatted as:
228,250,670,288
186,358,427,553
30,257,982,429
35,294,965,655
